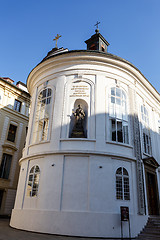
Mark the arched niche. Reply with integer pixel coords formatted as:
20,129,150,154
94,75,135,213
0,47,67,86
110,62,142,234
69,99,88,138
61,76,95,140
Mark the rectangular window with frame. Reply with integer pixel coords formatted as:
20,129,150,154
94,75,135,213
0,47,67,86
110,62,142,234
143,131,151,155
14,99,21,112
0,154,12,179
7,124,17,142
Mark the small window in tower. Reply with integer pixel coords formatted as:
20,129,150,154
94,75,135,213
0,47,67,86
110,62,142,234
89,44,96,50
101,44,105,52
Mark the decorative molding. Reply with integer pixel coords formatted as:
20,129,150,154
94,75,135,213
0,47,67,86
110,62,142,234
2,144,18,152
133,90,145,215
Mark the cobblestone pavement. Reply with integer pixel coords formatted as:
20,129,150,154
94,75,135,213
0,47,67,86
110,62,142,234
0,219,132,240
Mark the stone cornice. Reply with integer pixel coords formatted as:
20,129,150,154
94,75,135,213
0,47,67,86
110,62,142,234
19,150,136,165
1,106,29,121
27,51,159,103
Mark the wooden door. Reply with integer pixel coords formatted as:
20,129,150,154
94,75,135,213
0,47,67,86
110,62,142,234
147,172,159,215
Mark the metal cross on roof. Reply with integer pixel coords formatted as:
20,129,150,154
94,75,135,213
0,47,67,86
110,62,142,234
94,21,100,30
53,34,62,48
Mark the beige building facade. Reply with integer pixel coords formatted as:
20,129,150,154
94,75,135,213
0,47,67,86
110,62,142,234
0,77,30,216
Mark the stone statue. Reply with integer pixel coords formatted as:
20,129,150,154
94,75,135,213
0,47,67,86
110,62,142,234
71,104,86,138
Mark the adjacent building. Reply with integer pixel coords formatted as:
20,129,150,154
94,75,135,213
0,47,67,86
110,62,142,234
10,31,160,238
0,77,30,216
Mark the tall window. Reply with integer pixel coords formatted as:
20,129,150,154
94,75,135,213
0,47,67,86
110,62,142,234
14,99,21,112
0,154,12,179
141,105,151,155
32,88,52,143
27,165,40,197
7,124,17,142
116,167,130,200
109,87,129,144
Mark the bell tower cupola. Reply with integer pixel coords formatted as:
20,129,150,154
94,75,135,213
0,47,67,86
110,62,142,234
85,22,110,52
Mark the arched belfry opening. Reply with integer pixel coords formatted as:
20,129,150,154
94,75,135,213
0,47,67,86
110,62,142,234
69,99,88,138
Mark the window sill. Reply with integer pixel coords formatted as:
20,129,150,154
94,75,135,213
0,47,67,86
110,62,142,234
143,152,152,157
106,141,133,149
29,140,50,148
0,178,10,182
2,143,18,151
116,199,130,201
60,138,96,142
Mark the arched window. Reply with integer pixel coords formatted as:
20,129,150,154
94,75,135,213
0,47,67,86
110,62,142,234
27,165,40,197
116,167,130,200
141,105,151,155
109,87,129,144
32,88,52,143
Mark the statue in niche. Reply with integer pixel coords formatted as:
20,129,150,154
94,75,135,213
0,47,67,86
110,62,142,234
71,104,86,138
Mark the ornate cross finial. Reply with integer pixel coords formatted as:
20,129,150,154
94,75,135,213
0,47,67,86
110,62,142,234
53,34,62,48
94,21,100,30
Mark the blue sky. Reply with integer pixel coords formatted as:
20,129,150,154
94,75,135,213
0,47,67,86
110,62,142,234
0,0,160,93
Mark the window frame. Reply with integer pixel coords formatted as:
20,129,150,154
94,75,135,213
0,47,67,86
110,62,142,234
31,87,53,144
27,165,40,197
0,153,12,179
116,167,130,201
13,99,22,112
109,87,129,144
7,124,17,142
141,105,152,155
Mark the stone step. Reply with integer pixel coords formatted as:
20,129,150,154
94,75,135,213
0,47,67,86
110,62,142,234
136,216,160,239
143,229,160,234
136,233,160,239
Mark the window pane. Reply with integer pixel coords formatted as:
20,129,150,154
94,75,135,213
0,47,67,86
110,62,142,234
116,88,121,97
42,89,46,98
123,123,129,144
116,176,123,199
47,88,52,97
111,96,115,103
41,118,49,141
143,133,147,153
116,98,121,105
35,166,40,173
111,119,116,141
30,166,34,173
111,88,115,96
0,154,12,179
7,124,17,142
123,168,128,176
116,167,122,175
124,177,130,200
29,175,33,181
117,121,123,142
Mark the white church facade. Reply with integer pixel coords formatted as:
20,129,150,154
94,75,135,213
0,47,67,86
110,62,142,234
10,30,160,238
